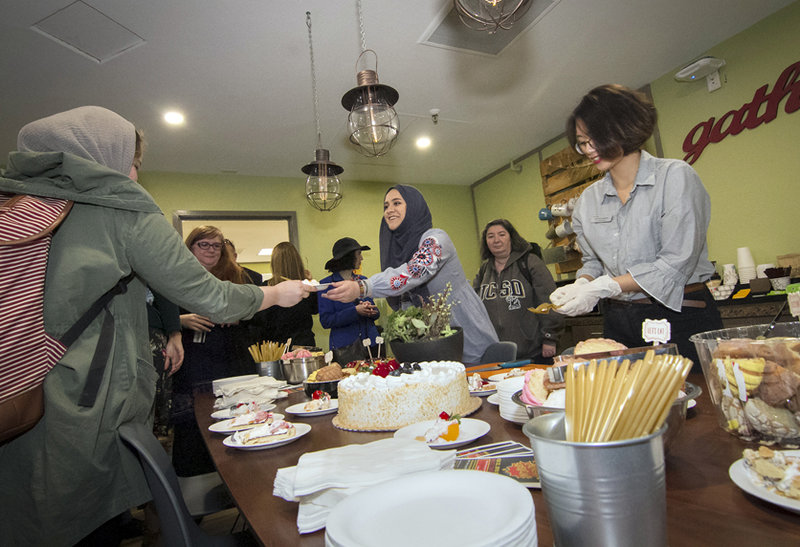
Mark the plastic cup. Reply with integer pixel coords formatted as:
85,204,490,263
736,247,755,269
523,413,667,547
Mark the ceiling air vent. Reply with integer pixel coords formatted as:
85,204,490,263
31,1,145,64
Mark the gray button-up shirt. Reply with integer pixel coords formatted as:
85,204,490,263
571,151,715,311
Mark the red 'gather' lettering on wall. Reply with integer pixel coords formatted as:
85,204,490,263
681,60,800,164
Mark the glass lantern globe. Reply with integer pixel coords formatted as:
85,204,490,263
341,66,400,158
302,149,343,212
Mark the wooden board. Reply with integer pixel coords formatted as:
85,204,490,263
542,163,600,196
540,146,583,177
555,256,583,274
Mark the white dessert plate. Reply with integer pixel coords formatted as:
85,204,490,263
208,413,284,434
302,280,331,290
325,470,535,547
470,383,497,397
285,399,339,416
222,422,311,451
487,393,500,405
729,450,800,514
211,403,276,420
488,370,526,383
394,418,490,449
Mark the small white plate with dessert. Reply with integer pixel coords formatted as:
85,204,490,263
394,417,490,449
223,421,311,451
729,448,800,514
467,372,497,396
470,383,497,397
208,412,284,434
285,398,339,416
488,369,527,383
211,402,276,420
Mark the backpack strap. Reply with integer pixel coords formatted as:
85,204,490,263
60,272,136,407
518,249,534,288
0,193,74,246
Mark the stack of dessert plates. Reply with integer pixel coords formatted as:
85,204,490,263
497,376,529,424
325,470,536,546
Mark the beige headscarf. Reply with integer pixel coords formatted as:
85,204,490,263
17,106,136,176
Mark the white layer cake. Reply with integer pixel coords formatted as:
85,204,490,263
334,361,477,431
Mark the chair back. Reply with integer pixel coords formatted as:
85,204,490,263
479,341,518,364
118,422,237,547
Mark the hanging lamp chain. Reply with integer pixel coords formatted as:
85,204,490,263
306,11,322,149
356,0,367,54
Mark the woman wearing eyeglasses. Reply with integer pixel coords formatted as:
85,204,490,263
550,84,722,365
172,225,263,476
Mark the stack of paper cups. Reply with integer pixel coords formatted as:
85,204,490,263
722,264,738,286
737,247,757,285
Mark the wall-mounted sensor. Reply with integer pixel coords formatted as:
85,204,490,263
674,56,726,92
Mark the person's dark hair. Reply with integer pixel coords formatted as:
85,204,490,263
325,250,357,272
133,128,145,170
480,219,530,261
566,84,657,160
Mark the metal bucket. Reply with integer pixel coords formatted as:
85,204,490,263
258,360,284,380
523,413,667,547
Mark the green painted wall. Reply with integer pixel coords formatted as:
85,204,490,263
650,1,800,267
474,1,800,274
139,172,478,348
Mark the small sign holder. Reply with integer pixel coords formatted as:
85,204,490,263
642,318,671,346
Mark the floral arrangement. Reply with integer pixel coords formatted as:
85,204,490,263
384,283,458,343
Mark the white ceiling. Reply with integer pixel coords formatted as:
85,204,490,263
0,0,794,186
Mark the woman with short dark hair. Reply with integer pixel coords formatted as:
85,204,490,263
551,84,722,363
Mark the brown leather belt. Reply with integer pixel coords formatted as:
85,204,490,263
619,283,708,308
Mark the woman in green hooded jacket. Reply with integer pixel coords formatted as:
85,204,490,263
0,106,312,546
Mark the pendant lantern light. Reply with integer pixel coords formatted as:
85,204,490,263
340,0,399,157
454,0,533,34
302,12,343,212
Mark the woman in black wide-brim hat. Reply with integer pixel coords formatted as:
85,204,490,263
318,237,382,364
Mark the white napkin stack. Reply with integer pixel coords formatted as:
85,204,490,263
274,438,455,533
213,376,287,409
497,376,529,424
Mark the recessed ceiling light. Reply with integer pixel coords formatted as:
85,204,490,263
416,136,432,149
164,111,185,125
258,248,273,256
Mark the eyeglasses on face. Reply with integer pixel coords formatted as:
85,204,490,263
195,241,223,250
574,138,598,155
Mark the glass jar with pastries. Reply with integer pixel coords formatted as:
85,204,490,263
690,322,800,446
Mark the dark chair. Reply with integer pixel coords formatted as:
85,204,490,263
118,422,250,547
479,341,518,364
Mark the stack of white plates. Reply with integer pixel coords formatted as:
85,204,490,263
497,376,529,424
325,470,536,547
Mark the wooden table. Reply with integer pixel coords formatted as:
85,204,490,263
196,374,800,547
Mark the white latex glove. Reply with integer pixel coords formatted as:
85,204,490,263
554,275,622,316
549,277,590,307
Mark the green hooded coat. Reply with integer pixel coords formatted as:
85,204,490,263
0,108,263,546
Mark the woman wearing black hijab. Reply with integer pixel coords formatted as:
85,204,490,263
324,185,498,364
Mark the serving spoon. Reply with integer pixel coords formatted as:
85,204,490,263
528,302,560,314
761,300,788,338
